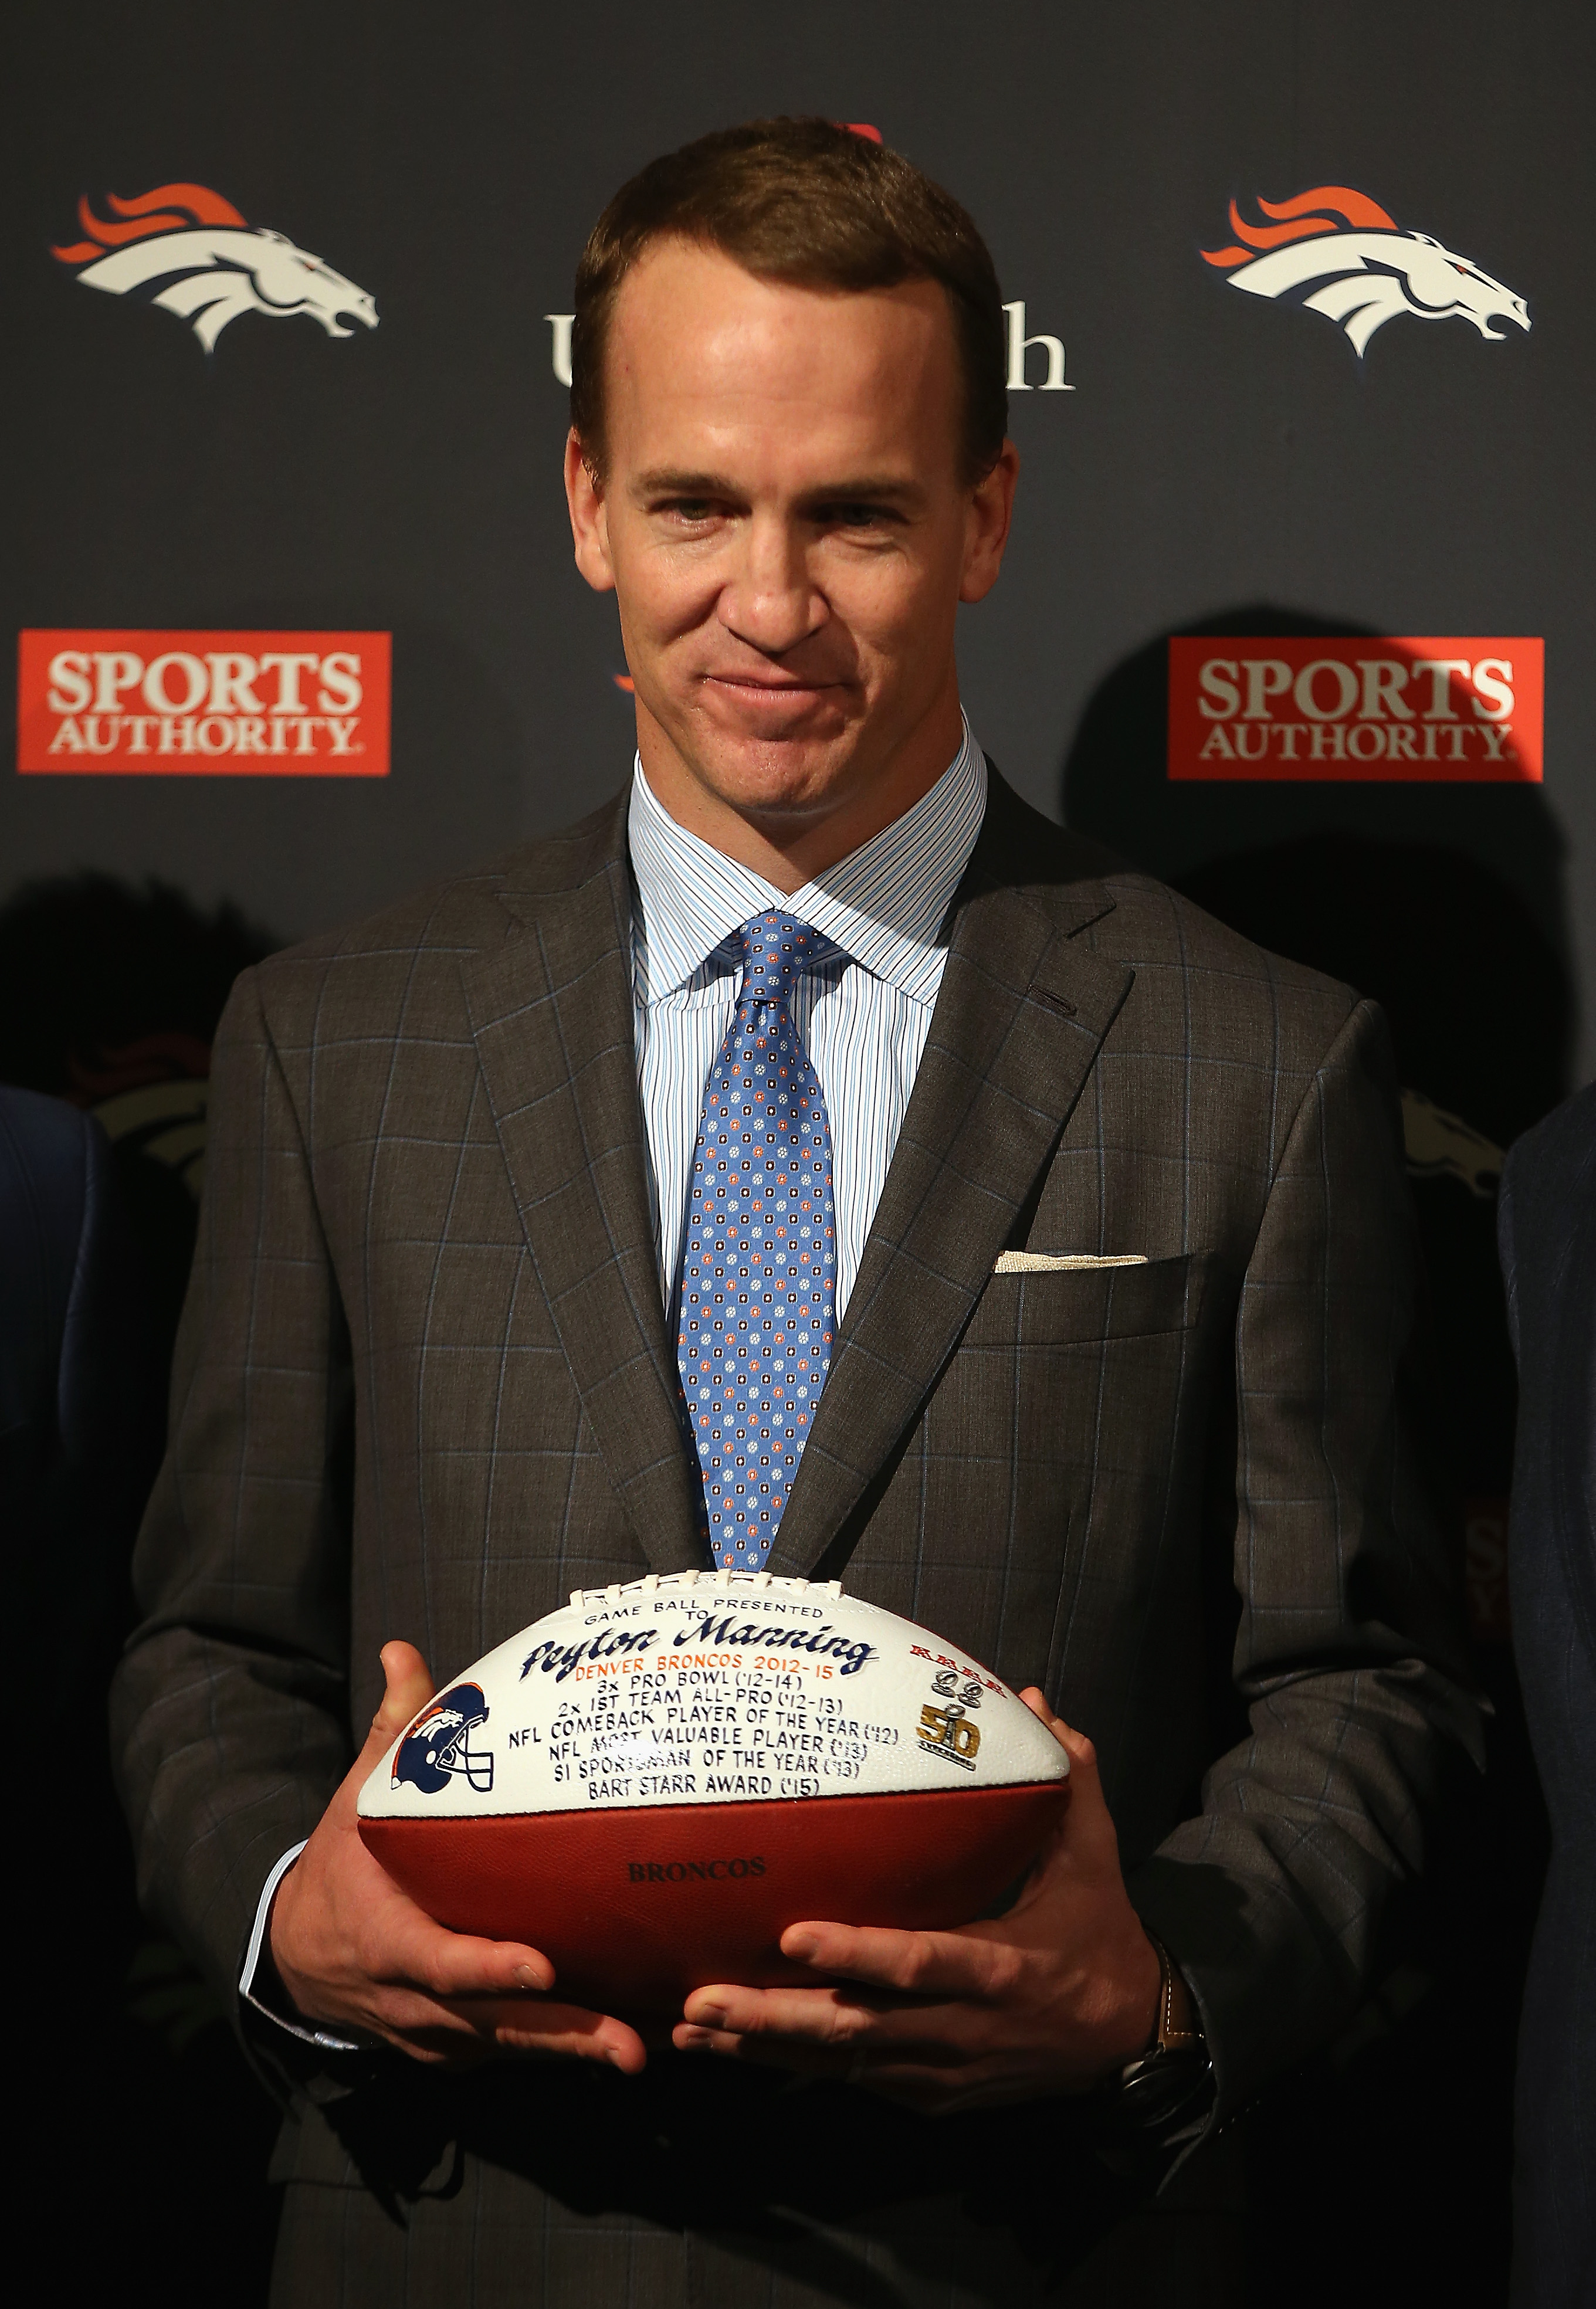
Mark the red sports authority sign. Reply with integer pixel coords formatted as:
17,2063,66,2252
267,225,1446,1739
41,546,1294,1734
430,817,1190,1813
1168,637,1543,782
16,630,391,774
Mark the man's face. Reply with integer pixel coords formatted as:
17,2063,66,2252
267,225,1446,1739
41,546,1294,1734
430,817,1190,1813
565,238,1015,864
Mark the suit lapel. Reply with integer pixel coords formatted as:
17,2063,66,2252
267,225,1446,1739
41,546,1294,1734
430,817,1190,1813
767,786,1133,1580
460,775,1131,1585
461,811,706,1575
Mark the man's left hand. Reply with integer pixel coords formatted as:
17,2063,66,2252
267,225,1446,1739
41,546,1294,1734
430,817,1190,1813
671,1692,1162,2114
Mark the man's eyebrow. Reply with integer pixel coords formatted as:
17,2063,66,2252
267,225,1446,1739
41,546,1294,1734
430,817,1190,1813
801,476,927,507
629,469,928,508
630,469,737,499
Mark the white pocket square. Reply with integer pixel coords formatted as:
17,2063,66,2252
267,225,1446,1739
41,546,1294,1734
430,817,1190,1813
992,1252,1150,1274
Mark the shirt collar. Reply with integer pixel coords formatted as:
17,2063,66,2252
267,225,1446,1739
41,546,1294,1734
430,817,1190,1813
628,713,987,1008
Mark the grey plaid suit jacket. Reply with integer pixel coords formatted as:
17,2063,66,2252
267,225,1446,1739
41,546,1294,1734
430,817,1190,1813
113,770,1479,2305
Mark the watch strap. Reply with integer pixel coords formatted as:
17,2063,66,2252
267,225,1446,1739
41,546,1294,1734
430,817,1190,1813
1148,1932,1203,2057
1106,1934,1214,2139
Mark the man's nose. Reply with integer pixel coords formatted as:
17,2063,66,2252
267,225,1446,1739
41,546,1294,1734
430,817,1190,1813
719,515,827,656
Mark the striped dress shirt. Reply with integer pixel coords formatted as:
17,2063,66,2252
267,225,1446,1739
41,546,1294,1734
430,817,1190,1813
628,716,988,1319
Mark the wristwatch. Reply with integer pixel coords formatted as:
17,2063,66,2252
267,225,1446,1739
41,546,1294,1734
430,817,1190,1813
1109,1934,1214,2135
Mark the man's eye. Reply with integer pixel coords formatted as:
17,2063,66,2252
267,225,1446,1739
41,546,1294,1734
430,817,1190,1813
664,500,716,521
825,504,894,530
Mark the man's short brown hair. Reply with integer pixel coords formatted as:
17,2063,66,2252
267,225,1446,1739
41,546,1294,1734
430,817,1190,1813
570,117,1008,485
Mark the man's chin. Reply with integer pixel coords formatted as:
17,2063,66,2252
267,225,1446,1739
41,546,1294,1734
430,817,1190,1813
691,749,853,825
682,699,862,813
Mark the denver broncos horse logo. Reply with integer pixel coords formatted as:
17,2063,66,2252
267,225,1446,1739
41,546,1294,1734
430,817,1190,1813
52,182,377,351
1204,187,1528,357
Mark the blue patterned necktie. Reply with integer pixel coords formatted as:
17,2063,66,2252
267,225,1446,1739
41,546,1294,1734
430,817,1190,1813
677,913,838,1569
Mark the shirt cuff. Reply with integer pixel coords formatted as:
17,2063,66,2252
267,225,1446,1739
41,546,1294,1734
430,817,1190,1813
239,1840,362,2053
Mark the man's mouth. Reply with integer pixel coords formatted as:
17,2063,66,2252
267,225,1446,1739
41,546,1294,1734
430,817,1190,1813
703,673,842,698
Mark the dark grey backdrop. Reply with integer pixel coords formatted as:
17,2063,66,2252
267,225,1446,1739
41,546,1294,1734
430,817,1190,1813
5,0,1591,1082
5,11,1590,2294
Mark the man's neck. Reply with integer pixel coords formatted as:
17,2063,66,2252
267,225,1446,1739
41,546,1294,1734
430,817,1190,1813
635,695,965,894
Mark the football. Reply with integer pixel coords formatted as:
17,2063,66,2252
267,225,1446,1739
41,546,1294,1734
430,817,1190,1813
358,1569,1069,2012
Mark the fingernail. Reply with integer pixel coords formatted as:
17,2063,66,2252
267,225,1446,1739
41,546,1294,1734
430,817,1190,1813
513,1964,542,1989
690,2003,726,2028
784,1931,818,1962
677,2026,711,2049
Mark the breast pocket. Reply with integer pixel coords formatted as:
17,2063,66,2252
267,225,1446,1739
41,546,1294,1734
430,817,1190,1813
965,1251,1208,1350
907,1252,1222,1676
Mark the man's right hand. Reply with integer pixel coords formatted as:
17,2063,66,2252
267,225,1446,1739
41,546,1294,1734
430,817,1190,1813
267,1640,648,2071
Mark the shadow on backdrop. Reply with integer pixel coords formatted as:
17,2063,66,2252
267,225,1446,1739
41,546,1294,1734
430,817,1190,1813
0,875,283,2306
0,873,277,1369
1062,603,1570,983
1062,609,1572,2309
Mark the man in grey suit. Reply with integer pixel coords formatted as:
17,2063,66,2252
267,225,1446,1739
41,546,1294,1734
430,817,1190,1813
114,120,1479,2304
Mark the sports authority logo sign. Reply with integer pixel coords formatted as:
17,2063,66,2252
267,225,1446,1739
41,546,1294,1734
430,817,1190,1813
1168,639,1543,782
1203,187,1529,357
51,183,377,351
16,632,390,775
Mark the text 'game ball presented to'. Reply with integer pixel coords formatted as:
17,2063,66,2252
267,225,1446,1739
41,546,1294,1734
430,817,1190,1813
357,1572,1069,2011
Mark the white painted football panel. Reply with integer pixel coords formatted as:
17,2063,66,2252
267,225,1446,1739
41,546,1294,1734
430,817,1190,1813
358,1573,1067,1822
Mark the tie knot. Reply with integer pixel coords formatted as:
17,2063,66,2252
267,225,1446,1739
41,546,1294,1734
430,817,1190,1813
736,912,829,1006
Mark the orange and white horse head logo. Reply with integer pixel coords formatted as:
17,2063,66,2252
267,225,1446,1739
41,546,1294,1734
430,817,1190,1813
52,182,377,351
1204,186,1529,357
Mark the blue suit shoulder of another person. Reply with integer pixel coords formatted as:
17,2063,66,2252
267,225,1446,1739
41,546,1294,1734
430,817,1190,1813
1499,1081,1596,2309
0,1086,161,1721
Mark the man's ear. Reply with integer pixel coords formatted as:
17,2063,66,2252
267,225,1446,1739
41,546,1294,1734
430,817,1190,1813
565,428,616,596
958,438,1020,606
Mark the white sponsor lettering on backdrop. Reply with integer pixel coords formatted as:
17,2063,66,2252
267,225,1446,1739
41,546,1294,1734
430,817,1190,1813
1002,301,1072,390
545,303,1073,391
546,313,575,387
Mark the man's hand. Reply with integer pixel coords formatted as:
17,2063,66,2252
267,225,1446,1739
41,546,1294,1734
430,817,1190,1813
268,1641,648,2071
671,1691,1160,2113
